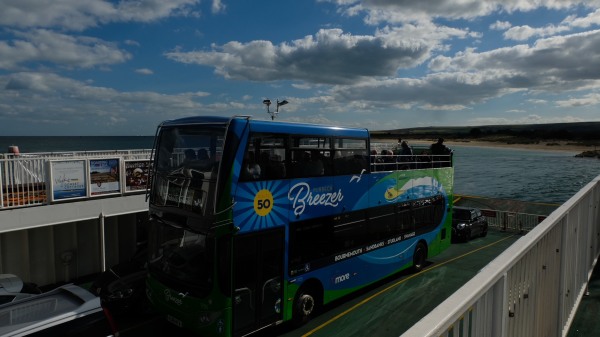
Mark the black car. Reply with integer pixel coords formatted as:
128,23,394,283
452,206,488,242
91,244,148,316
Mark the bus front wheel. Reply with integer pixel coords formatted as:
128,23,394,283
413,241,427,272
293,289,317,326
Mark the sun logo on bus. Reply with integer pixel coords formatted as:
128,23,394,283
234,180,288,232
254,189,274,216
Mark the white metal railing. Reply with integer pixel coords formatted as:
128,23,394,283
402,174,600,337
482,210,547,232
1,150,152,209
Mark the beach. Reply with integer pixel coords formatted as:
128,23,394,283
405,139,598,154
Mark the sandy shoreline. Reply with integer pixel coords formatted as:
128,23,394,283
403,139,598,154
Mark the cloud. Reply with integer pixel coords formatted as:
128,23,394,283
135,68,154,75
165,25,469,84
0,0,201,31
469,114,585,125
321,28,600,110
429,30,600,92
555,93,600,107
211,0,226,13
563,8,600,28
490,20,512,30
504,24,571,41
0,29,131,70
326,0,600,23
329,72,520,110
0,72,219,135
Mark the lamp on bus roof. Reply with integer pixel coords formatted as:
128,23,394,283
263,98,289,120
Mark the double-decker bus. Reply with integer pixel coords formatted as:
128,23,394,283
146,116,454,336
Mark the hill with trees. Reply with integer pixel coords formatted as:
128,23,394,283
371,121,600,145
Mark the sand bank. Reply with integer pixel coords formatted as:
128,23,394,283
403,139,597,154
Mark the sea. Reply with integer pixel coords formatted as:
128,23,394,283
1,137,599,204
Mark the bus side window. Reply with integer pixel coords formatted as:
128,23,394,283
241,150,261,181
333,138,368,175
289,220,331,269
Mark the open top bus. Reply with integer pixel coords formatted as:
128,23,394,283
146,116,454,336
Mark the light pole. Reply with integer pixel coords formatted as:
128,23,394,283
263,99,288,120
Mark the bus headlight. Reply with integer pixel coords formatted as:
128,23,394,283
199,312,211,325
198,311,221,326
274,298,281,314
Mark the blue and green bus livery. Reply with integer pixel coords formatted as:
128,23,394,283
146,115,454,336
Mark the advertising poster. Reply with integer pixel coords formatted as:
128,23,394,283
51,160,87,201
89,158,121,196
125,160,150,192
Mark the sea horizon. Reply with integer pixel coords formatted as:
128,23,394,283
0,136,155,153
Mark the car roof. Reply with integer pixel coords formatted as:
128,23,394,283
0,284,102,336
0,274,23,293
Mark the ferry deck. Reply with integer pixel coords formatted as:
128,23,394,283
1,150,599,336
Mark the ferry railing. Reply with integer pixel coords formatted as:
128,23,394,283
402,174,600,337
370,153,453,171
1,150,152,209
481,210,546,232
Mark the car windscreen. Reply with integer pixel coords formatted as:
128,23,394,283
454,209,472,220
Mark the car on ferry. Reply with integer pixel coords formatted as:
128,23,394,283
0,283,118,336
91,242,148,316
0,274,41,304
452,206,488,242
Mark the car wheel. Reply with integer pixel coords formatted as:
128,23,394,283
413,241,427,272
481,226,488,237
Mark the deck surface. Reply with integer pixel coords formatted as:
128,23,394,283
117,230,520,336
114,228,600,337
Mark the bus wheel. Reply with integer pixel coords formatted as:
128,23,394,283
293,289,317,326
413,241,427,272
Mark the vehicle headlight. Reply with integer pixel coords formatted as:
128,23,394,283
457,223,466,229
199,312,211,325
107,288,134,300
198,311,221,327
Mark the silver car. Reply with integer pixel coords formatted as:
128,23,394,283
0,283,117,337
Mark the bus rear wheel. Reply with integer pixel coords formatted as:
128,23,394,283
293,289,318,326
413,241,427,272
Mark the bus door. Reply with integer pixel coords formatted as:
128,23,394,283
232,228,284,335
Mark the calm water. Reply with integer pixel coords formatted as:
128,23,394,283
453,145,600,203
2,137,598,204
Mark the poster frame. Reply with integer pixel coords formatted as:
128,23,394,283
49,159,88,202
123,159,150,193
89,158,122,197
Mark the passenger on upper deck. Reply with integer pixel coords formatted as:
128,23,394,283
430,138,450,155
381,149,396,171
243,151,261,180
304,150,325,176
370,149,383,171
398,141,414,169
430,138,452,167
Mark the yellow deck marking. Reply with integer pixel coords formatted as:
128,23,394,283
302,234,516,337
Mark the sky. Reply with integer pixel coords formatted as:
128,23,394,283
1,0,600,136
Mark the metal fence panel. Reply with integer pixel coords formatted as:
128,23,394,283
402,175,600,337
